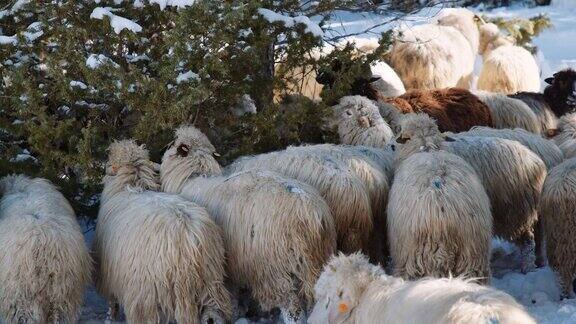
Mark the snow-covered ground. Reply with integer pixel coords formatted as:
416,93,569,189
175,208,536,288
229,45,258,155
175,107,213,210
47,2,576,323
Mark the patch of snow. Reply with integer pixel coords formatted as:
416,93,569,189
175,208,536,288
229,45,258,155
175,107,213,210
90,7,142,34
257,8,324,37
0,35,17,45
176,70,200,84
0,0,30,18
149,0,196,10
70,80,88,90
86,54,119,69
10,153,37,163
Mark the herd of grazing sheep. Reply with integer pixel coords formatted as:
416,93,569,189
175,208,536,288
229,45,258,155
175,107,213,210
1,7,576,324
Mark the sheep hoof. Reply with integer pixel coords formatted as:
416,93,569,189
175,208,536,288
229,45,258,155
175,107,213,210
280,308,305,324
200,309,225,324
106,302,120,321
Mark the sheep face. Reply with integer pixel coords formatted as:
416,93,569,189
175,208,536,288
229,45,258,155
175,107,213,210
106,140,150,176
331,96,384,131
545,69,576,115
171,125,218,157
310,253,383,324
395,114,448,161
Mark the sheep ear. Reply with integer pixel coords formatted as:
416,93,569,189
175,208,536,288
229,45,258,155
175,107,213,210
213,152,221,157
176,144,190,157
545,77,555,85
444,136,456,142
546,128,559,138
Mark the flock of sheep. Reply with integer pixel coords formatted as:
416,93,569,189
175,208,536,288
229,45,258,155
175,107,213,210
1,7,576,324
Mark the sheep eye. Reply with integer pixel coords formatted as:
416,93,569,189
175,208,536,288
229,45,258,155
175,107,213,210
396,136,409,144
338,291,343,298
345,110,353,116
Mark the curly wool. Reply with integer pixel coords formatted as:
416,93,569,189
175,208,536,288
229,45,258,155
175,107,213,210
0,175,92,324
309,253,535,324
539,158,576,298
96,140,231,323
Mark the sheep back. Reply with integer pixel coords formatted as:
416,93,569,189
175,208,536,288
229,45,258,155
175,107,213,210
227,151,372,255
539,158,576,297
94,191,231,323
387,151,492,281
0,175,91,324
478,45,540,94
385,88,494,132
444,136,546,242
509,92,558,133
473,91,542,134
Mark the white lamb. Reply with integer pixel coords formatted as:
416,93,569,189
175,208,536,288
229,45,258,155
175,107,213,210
0,175,92,324
389,114,492,281
389,8,478,90
309,253,536,324
95,140,232,323
160,127,337,323
477,23,540,94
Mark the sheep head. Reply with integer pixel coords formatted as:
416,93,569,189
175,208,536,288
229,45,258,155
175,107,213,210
103,140,159,196
544,69,576,116
479,23,501,56
331,96,385,130
395,113,454,161
309,252,385,324
172,125,218,158
106,140,150,176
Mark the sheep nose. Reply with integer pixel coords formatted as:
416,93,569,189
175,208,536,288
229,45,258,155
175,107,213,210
357,116,371,128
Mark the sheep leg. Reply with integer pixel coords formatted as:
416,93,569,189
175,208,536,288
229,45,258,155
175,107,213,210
280,292,306,324
107,299,120,321
557,270,576,300
534,219,546,268
515,233,536,274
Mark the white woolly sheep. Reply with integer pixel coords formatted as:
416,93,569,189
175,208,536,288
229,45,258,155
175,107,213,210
330,95,394,147
282,143,393,264
395,114,547,272
309,253,536,324
539,157,576,298
0,175,92,324
473,90,542,134
95,140,232,323
510,92,559,135
443,135,546,272
226,147,373,256
477,23,540,94
389,8,478,90
461,126,564,170
389,114,492,281
549,112,576,159
160,126,337,322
